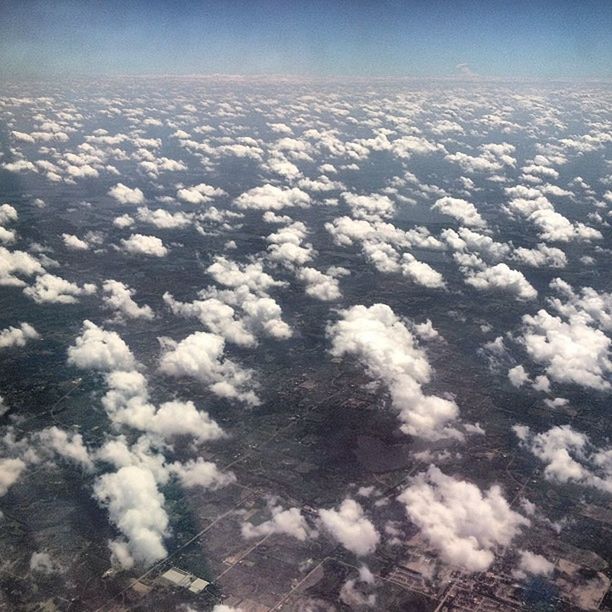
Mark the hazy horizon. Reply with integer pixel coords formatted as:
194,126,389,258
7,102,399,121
1,0,611,80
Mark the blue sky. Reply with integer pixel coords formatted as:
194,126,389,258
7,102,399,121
1,0,611,79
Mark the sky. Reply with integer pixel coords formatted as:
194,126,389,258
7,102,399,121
0,0,611,80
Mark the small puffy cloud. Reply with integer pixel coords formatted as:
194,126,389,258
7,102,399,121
325,216,442,257
29,552,61,575
397,466,529,572
159,331,259,405
297,174,344,192
340,565,377,608
120,233,168,257
547,279,611,331
62,233,90,251
0,204,18,224
530,209,602,243
170,458,235,489
102,279,154,321
0,457,27,496
508,365,530,388
235,184,310,210
0,204,18,244
442,227,510,262
446,142,515,174
0,247,45,286
176,183,226,204
265,155,301,180
413,319,440,341
464,263,537,300
513,243,567,268
2,159,38,173
400,254,445,289
391,135,443,159
38,426,93,470
67,320,136,371
513,424,611,493
504,190,601,243
165,285,291,347
433,197,485,227
24,273,96,304
108,183,145,205
296,266,347,301
343,192,395,221
113,214,134,229
95,434,167,485
138,156,186,177
136,207,192,229
207,256,284,294
431,119,464,135
242,501,314,542
319,498,380,556
269,122,292,134
108,391,225,443
11,130,36,143
0,322,39,349
516,550,554,578
266,221,314,267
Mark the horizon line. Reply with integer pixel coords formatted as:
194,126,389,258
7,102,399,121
2,73,612,85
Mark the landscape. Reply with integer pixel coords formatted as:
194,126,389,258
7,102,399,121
0,2,610,611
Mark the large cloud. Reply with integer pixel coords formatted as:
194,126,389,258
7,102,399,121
327,304,461,440
520,309,610,390
398,466,529,572
93,465,168,568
